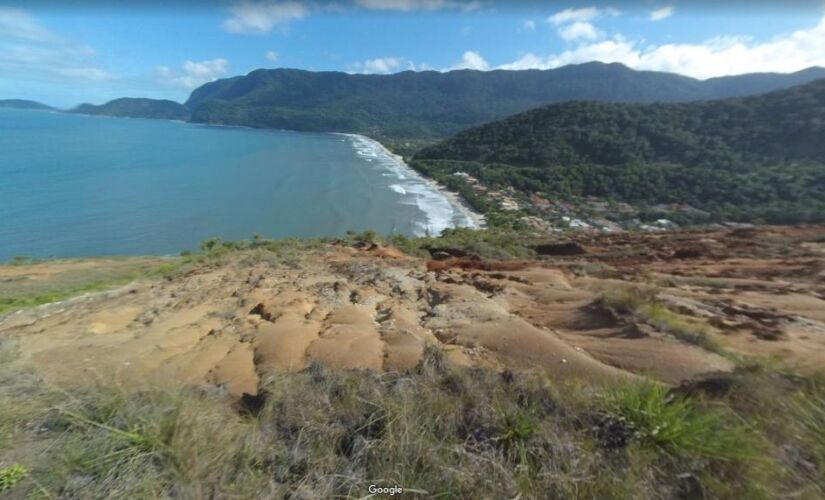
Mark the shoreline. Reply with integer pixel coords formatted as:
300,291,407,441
62,111,483,231
341,133,486,232
49,110,488,234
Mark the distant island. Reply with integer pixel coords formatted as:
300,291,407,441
72,97,189,120
0,99,54,110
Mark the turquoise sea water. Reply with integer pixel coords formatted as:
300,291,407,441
0,109,474,260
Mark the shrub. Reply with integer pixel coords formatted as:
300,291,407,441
0,464,27,492
788,381,825,490
600,286,722,353
598,382,757,461
642,303,721,353
600,285,659,314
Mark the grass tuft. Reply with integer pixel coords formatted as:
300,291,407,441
1,346,791,499
601,286,723,353
0,464,27,493
788,380,825,490
598,382,757,461
0,258,179,316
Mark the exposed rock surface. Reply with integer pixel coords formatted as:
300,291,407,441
2,225,823,397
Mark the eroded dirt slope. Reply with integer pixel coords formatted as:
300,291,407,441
1,225,823,397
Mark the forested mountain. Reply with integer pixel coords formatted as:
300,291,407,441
413,79,825,224
62,63,825,139
703,66,825,99
184,63,825,138
72,98,189,120
0,99,54,110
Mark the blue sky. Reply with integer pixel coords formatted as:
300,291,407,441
1,1,824,107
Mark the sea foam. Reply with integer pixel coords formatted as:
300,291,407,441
341,134,479,237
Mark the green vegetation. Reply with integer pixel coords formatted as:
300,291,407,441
183,229,542,264
0,99,53,110
790,384,825,485
600,286,660,315
3,339,822,498
414,79,825,224
0,229,543,317
0,465,27,493
379,137,438,160
724,363,825,493
601,286,722,353
656,276,731,289
599,382,754,460
0,257,176,316
183,64,825,140
180,235,329,270
72,98,189,120
405,159,500,214
1,235,824,497
387,227,540,259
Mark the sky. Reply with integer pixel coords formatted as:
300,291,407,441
1,0,825,107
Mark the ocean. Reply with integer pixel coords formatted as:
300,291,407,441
0,108,476,260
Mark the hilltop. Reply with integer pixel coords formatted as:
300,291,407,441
72,97,190,120
0,99,53,110
185,64,825,138
1,226,824,497
4,227,824,388
413,78,825,224
68,63,825,139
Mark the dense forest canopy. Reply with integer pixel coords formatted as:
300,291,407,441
71,98,190,121
60,63,825,140
183,63,825,139
46,65,825,224
413,79,825,224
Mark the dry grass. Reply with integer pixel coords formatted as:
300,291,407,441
2,340,819,499
601,286,723,354
2,236,824,498
0,257,176,316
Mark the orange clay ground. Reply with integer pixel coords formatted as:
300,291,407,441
1,225,823,398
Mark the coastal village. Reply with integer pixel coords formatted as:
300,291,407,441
450,171,725,234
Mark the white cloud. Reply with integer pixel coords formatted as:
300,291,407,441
265,50,279,62
347,56,411,74
365,57,403,73
650,6,674,21
547,6,616,42
0,7,116,83
547,7,613,25
521,20,536,32
499,38,637,71
449,50,490,70
355,0,481,12
222,1,308,34
558,21,602,41
56,67,117,81
496,15,825,79
348,51,490,74
155,58,229,89
0,7,57,42
497,52,544,71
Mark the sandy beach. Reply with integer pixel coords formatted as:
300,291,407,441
348,133,487,231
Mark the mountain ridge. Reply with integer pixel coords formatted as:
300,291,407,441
0,99,54,110
71,97,189,120
412,78,825,224
184,63,825,138
65,63,825,139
